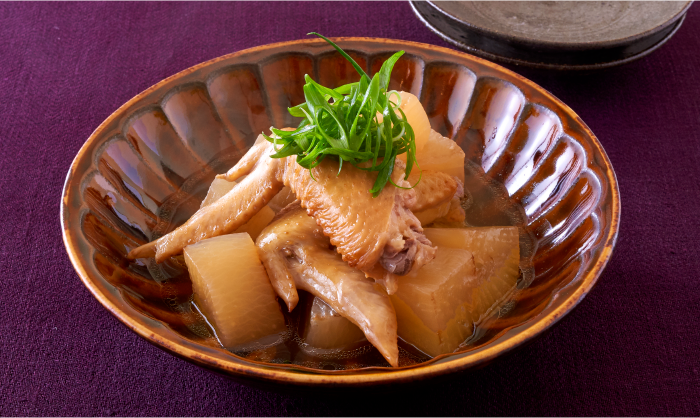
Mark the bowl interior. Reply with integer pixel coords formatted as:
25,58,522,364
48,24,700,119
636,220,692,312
61,38,619,386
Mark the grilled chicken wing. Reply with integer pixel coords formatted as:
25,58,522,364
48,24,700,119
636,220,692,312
256,203,399,367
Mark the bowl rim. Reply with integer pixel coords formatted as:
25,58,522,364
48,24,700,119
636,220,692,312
61,36,620,387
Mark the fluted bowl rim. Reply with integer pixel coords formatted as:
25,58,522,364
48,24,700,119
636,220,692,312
61,37,620,387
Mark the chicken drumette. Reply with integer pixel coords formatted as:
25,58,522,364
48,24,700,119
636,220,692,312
256,202,400,366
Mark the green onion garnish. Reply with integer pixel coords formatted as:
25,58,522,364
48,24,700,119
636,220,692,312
261,32,418,197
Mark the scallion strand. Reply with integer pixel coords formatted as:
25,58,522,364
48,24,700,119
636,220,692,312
262,33,419,197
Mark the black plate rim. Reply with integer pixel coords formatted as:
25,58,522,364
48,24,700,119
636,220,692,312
411,1,689,71
421,0,692,50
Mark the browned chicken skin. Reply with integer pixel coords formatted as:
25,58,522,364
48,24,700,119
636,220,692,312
256,202,399,367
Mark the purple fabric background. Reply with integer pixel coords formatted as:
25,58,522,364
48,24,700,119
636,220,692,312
1,1,699,416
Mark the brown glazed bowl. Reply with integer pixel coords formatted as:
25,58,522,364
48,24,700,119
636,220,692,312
61,38,620,388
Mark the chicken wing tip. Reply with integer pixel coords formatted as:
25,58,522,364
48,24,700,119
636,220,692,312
127,241,156,259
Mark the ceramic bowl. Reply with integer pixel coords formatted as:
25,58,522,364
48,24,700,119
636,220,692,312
61,38,620,388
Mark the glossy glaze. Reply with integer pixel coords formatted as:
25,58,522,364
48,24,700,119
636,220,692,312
61,38,619,387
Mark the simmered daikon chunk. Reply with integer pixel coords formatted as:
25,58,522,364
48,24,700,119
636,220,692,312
184,233,286,349
425,227,520,322
200,177,237,207
302,297,367,350
385,91,430,162
386,93,463,184
200,178,274,240
390,247,477,357
416,130,465,184
235,207,275,241
394,91,431,154
392,227,520,357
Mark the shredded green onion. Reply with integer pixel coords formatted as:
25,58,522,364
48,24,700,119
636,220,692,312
261,32,418,197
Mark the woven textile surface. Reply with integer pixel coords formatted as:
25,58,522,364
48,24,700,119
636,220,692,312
1,2,699,416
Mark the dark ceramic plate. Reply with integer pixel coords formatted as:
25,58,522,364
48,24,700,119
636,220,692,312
411,1,692,70
61,38,620,388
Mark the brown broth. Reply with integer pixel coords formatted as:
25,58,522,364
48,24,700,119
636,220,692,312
147,158,536,370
